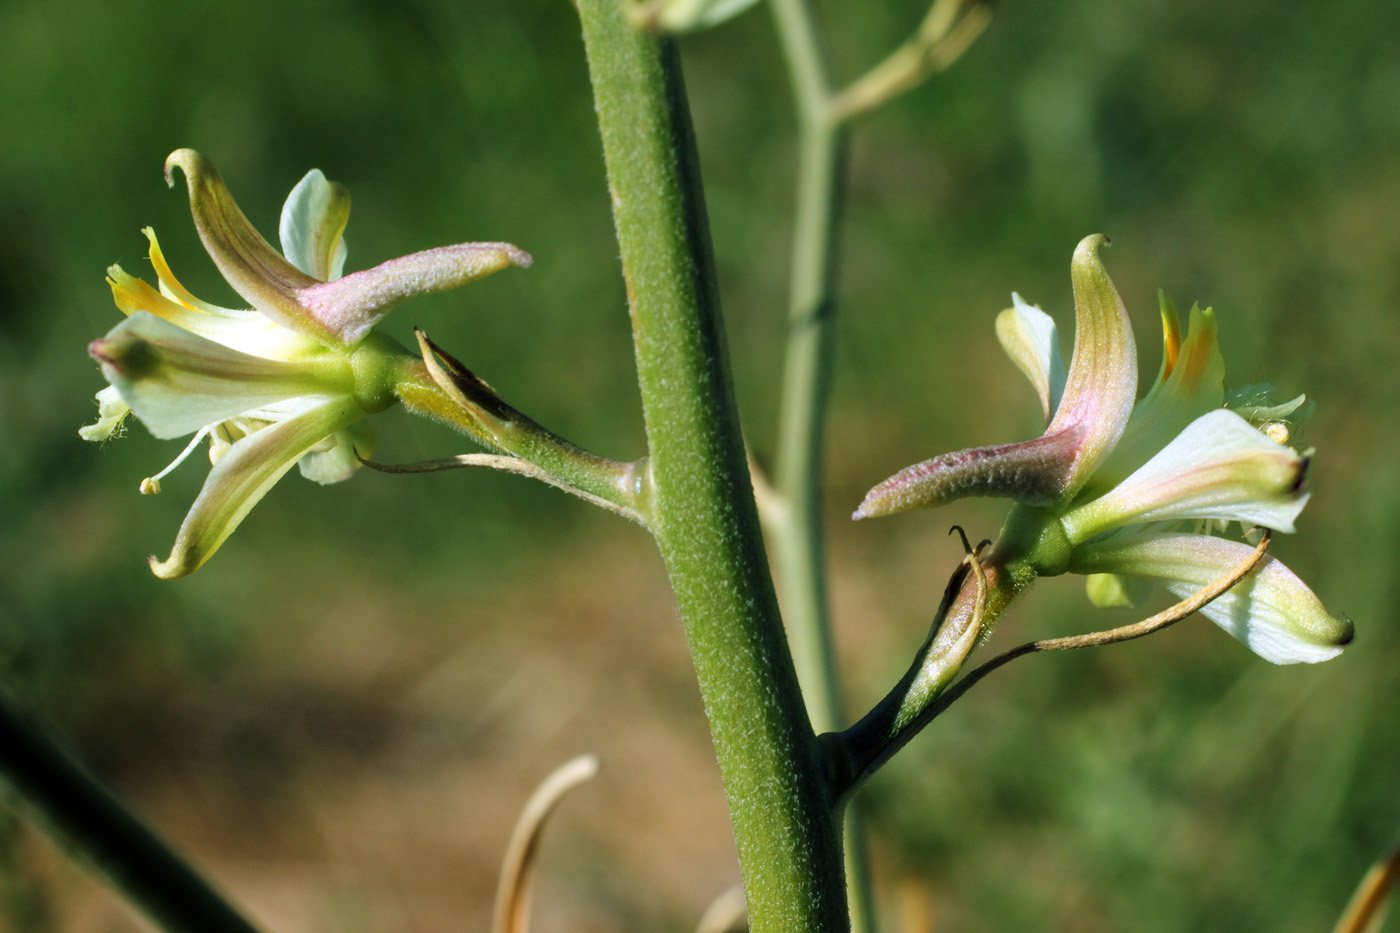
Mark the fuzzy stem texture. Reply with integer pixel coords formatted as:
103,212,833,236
576,2,849,930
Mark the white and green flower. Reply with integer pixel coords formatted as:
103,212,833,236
83,149,530,579
855,235,1351,664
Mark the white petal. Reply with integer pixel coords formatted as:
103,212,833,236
1069,531,1352,664
298,419,376,484
1061,409,1308,544
996,293,1067,424
279,169,351,283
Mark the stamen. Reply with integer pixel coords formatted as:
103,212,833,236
140,425,212,494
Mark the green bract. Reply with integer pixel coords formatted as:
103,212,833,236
856,235,1351,665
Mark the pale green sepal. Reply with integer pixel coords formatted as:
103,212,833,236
1069,531,1352,664
1045,235,1137,502
279,169,350,283
1085,572,1151,608
1094,302,1226,487
298,419,376,484
1228,385,1312,424
150,397,367,579
1061,409,1309,544
90,312,352,439
79,385,131,441
996,292,1066,424
164,150,331,343
1227,384,1314,444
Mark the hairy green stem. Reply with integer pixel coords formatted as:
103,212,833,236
576,2,848,930
0,690,261,933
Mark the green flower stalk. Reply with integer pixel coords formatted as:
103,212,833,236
856,235,1352,665
82,150,530,578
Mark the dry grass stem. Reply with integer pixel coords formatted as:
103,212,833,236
492,754,600,933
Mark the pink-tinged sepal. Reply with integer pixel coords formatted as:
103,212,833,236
298,242,533,345
856,235,1133,520
1069,531,1353,664
1043,234,1137,501
854,427,1085,519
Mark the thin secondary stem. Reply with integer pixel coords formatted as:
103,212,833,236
0,690,262,933
767,0,845,771
576,2,848,930
765,2,878,930
830,0,992,122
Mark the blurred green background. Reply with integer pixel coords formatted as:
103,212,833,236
2,0,1398,929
